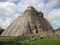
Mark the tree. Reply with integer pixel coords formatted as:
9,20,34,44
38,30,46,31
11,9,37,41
0,26,4,34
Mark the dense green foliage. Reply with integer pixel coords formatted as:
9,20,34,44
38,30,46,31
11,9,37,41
0,39,60,45
0,29,4,34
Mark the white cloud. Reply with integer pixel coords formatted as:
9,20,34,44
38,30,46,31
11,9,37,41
0,2,16,16
48,9,60,29
17,0,45,14
0,2,18,29
0,0,60,29
2,18,11,28
0,19,3,26
48,9,60,20
42,0,59,17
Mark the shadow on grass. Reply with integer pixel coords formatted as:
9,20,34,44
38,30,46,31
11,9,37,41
0,41,28,45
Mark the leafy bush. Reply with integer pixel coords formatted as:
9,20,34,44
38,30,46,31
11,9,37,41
0,29,4,34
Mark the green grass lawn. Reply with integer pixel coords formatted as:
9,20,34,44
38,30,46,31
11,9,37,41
0,38,60,45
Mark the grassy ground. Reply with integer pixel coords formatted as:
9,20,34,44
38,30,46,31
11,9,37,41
0,38,60,45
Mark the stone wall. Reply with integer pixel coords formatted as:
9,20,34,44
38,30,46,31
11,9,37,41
0,36,16,40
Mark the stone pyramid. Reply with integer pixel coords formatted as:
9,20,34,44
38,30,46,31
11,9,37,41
1,6,55,37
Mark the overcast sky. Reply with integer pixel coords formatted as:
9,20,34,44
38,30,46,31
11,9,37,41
0,0,60,29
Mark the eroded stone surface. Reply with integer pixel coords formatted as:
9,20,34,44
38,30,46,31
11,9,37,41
1,6,55,38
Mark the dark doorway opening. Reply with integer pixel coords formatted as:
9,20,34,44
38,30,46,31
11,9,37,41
35,25,38,33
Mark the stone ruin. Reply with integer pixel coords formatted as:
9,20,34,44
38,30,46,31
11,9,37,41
1,6,59,40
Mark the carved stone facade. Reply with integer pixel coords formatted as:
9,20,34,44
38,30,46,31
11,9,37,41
1,6,56,39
